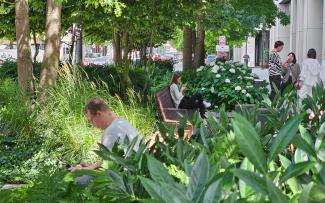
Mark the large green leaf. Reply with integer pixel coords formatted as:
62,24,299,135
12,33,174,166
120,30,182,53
239,158,255,198
203,180,222,203
147,155,175,184
140,177,165,202
232,169,267,195
315,122,325,151
266,176,289,203
309,184,325,202
292,135,317,159
268,114,303,162
186,152,210,202
294,148,308,163
298,182,313,203
280,161,315,182
140,177,190,203
232,113,267,174
278,155,301,194
107,170,126,192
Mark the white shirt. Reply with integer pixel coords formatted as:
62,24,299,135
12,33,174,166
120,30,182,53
300,58,321,86
299,58,322,99
101,118,142,152
170,83,184,108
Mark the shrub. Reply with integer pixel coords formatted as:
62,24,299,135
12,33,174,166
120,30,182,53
151,59,175,72
0,60,41,79
183,61,268,110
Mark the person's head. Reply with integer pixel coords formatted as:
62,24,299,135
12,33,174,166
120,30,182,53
307,48,317,59
287,52,297,64
274,41,284,52
171,72,182,84
84,97,114,129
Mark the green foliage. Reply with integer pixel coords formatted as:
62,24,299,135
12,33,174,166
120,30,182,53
0,61,172,98
0,66,156,183
0,60,41,79
3,83,325,202
232,113,267,174
183,61,268,111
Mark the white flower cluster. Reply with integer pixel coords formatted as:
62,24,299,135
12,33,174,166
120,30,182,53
244,76,254,80
210,86,215,93
216,74,221,78
197,66,205,72
225,79,230,83
229,68,235,73
212,65,219,73
235,86,241,91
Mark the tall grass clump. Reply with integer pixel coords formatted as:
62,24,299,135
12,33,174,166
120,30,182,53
0,65,157,183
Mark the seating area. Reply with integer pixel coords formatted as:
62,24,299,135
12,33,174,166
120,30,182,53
155,87,268,124
154,86,196,124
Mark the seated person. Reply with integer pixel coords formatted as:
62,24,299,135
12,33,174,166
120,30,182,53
169,72,210,118
69,97,142,184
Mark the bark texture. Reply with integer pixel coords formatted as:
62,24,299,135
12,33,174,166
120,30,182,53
183,26,193,71
40,0,62,96
193,18,205,69
15,0,34,99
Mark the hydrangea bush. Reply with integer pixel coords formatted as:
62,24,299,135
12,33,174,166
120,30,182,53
183,61,268,110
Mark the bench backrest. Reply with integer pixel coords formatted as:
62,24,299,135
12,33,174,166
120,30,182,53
155,86,196,123
155,86,175,108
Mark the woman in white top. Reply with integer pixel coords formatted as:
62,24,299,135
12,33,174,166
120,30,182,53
169,72,210,118
296,48,322,99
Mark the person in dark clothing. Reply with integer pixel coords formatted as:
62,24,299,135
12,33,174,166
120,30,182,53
280,52,300,91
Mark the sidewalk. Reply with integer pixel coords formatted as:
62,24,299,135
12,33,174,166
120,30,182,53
252,67,270,93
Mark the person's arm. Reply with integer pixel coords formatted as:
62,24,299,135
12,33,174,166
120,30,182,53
282,64,288,76
296,63,307,89
170,84,184,100
69,161,102,172
80,161,102,170
180,83,187,93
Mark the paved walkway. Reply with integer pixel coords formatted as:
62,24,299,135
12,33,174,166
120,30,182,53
252,67,270,93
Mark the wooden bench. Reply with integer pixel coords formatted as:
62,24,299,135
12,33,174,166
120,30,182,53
154,87,196,124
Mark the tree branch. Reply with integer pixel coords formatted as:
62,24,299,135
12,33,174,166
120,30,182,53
0,0,15,5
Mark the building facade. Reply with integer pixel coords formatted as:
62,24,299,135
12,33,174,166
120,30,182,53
234,0,325,67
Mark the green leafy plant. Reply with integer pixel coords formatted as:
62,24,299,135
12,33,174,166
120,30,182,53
183,61,268,111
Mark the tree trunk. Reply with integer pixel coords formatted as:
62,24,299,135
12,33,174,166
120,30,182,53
122,31,130,63
112,31,122,66
40,0,62,100
193,18,205,69
32,29,39,62
15,0,34,100
140,47,147,62
120,31,132,90
183,26,193,71
192,29,196,58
